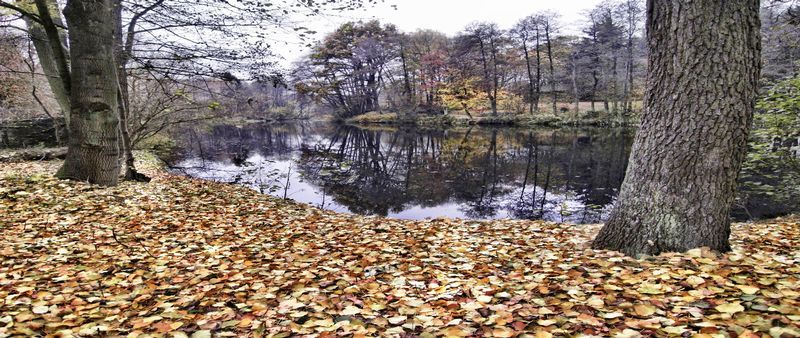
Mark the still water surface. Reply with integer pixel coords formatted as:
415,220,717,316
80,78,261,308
166,123,633,223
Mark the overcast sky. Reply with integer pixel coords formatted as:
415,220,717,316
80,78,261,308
275,0,606,66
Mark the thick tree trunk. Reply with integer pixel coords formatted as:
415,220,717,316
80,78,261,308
57,0,121,186
592,0,761,256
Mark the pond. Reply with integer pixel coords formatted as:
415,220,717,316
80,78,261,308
164,122,790,223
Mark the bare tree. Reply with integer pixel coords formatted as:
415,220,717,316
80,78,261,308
617,0,643,114
512,16,541,114
461,22,507,116
538,11,559,115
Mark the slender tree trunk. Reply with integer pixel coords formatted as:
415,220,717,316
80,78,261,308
490,38,499,116
58,0,121,186
33,0,71,100
477,39,497,116
399,39,414,116
534,28,542,112
611,55,619,115
592,0,761,256
589,22,600,114
113,0,149,182
520,133,533,197
21,22,70,125
600,63,610,112
622,60,630,114
545,24,556,115
624,1,639,114
571,54,579,115
623,35,634,115
522,40,536,114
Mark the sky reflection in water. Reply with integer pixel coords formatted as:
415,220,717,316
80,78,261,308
167,123,635,224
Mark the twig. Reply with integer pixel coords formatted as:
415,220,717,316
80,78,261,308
111,227,156,259
132,234,157,259
283,164,292,199
111,228,132,251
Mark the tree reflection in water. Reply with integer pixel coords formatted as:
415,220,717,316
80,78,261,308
166,122,638,223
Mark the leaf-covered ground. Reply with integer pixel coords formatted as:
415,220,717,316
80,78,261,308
1,158,799,338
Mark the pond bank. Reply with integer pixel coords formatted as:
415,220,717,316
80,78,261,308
1,157,798,337
345,112,639,128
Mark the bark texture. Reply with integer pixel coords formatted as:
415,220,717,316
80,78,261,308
19,0,71,125
58,0,121,186
114,0,149,182
592,0,761,256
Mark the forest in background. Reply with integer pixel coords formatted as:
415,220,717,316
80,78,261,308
293,3,646,121
0,0,797,202
1,1,799,125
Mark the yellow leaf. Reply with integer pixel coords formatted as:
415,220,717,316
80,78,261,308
341,306,361,316
31,305,49,314
614,329,644,338
16,287,34,294
687,248,703,257
686,276,705,287
587,296,605,308
461,302,483,311
633,303,656,317
637,283,664,295
388,316,407,325
735,285,760,295
190,330,211,338
715,302,745,314
577,313,603,326
441,326,472,337
537,319,557,326
492,327,515,338
476,295,493,303
662,326,687,335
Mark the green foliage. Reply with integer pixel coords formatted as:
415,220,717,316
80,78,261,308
136,134,176,152
739,76,800,217
754,76,800,139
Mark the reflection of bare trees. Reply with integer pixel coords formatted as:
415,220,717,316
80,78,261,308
166,122,635,223
295,126,633,221
298,126,441,215
169,122,321,164
505,129,633,223
459,129,506,218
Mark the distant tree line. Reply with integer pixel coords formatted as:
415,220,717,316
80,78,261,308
291,1,800,121
293,1,648,119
